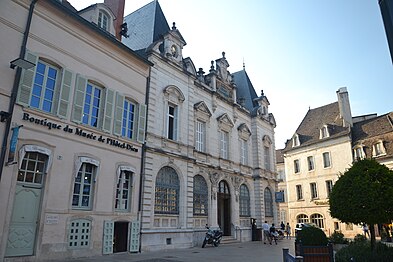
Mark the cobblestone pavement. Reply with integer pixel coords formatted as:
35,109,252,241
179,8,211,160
53,238,296,262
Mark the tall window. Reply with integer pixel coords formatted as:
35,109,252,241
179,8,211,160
121,99,136,139
72,163,96,209
167,104,178,140
82,83,102,127
292,134,300,147
326,180,333,197
31,61,58,113
115,170,132,211
195,120,205,152
311,214,324,228
264,146,271,170
240,139,248,165
322,152,331,168
307,156,314,171
294,159,300,173
220,130,229,159
155,167,179,214
264,188,273,217
193,175,208,215
296,184,303,200
320,126,329,138
354,146,364,160
239,185,250,217
18,152,47,184
297,214,309,223
373,142,385,156
98,11,109,31
310,182,318,199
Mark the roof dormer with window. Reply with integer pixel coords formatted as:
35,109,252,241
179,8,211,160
78,4,116,36
320,125,330,139
353,145,365,161
372,140,386,157
292,133,300,147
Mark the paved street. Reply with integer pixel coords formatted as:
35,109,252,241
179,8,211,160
53,238,295,262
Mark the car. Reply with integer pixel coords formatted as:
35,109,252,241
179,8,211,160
295,222,318,232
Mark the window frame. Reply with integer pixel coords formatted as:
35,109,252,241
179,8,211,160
296,184,303,200
264,187,273,217
193,175,208,216
115,170,133,212
307,156,315,171
326,180,333,198
294,159,300,173
310,213,324,228
98,10,109,31
72,162,96,210
220,130,229,159
195,120,206,152
154,166,180,215
297,214,309,223
322,152,331,168
121,98,136,139
373,141,385,157
167,103,178,140
239,184,251,217
310,182,318,199
240,139,249,165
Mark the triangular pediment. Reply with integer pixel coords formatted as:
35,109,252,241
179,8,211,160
194,101,212,117
217,113,234,128
237,123,251,135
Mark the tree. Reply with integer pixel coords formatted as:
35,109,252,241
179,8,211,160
329,158,393,250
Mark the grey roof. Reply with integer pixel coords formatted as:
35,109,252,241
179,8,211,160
276,149,284,164
232,70,258,112
283,102,350,151
122,0,170,51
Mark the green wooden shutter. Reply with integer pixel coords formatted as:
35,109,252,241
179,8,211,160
113,92,124,136
102,88,115,133
57,69,73,118
129,220,140,253
72,75,87,123
102,221,114,254
137,104,147,143
16,51,38,106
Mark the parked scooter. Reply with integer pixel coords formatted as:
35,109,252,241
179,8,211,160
202,224,223,248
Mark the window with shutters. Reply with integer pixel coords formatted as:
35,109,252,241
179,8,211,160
17,52,72,118
121,99,136,139
68,219,91,249
82,83,102,128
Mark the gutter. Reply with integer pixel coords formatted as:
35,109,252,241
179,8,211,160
0,0,38,183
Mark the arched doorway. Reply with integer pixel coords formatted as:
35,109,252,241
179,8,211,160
217,180,231,236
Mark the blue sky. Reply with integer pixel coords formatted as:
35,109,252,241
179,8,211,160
69,0,393,148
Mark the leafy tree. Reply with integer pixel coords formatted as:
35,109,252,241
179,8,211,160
297,226,328,246
329,159,393,250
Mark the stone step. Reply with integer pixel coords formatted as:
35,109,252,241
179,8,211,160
221,236,240,244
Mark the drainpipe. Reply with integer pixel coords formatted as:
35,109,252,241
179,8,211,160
0,0,38,183
138,67,151,252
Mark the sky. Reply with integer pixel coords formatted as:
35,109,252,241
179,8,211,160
68,0,393,149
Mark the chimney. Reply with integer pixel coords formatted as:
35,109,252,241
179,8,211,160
336,87,353,127
104,0,125,40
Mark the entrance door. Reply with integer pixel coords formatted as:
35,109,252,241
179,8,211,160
6,152,46,257
114,222,128,253
217,180,231,236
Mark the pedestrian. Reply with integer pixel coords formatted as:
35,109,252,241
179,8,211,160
262,221,270,244
363,223,370,238
269,223,278,245
285,222,291,239
280,221,285,231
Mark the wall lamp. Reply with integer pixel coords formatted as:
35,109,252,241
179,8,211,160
10,58,35,70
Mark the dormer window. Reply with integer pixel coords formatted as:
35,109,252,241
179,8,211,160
320,125,329,139
98,10,109,31
292,134,300,147
373,141,386,157
353,146,365,161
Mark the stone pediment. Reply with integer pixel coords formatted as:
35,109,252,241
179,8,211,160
217,113,234,131
237,123,251,139
194,101,212,117
163,85,185,103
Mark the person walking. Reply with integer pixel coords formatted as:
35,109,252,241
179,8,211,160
363,223,370,238
285,222,291,239
262,221,270,244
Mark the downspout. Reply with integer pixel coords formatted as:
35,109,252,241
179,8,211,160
138,66,151,252
0,0,38,182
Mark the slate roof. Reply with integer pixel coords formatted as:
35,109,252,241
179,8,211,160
122,0,170,51
283,102,351,151
276,149,284,164
232,70,259,112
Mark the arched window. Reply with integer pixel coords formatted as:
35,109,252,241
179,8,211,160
239,184,250,217
297,214,309,223
311,213,324,228
218,180,230,194
264,187,273,217
193,175,208,215
155,166,179,214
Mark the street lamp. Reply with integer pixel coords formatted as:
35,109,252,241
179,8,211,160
10,58,35,70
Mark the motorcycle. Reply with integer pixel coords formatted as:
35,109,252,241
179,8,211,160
202,225,223,248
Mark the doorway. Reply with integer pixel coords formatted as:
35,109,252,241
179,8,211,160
217,180,231,236
113,221,128,253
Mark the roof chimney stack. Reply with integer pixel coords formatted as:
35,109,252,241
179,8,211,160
336,87,353,127
104,0,125,40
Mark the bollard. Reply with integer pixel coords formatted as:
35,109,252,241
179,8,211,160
282,248,289,262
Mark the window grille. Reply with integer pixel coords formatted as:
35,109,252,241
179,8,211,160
155,167,179,214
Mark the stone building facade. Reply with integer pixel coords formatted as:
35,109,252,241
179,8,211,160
122,1,279,251
0,0,150,260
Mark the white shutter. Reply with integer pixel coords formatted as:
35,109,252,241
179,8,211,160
137,104,146,143
72,75,87,123
113,92,124,136
102,88,115,133
102,221,114,254
57,69,73,118
129,220,140,252
17,51,38,106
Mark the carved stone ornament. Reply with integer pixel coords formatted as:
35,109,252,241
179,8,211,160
209,172,221,186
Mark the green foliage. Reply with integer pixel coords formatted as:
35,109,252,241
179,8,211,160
296,226,328,246
328,231,348,244
329,159,393,225
353,233,367,243
335,241,393,262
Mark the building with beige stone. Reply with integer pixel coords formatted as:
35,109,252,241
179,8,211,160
0,0,150,260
